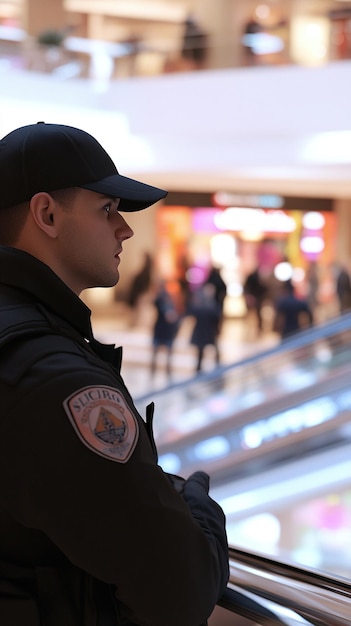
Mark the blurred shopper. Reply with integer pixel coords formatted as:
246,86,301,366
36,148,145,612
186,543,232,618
189,282,222,373
127,250,154,326
0,122,229,626
335,264,351,313
305,261,320,315
206,264,227,328
273,280,313,339
181,13,208,68
243,266,269,335
150,280,180,378
242,14,262,66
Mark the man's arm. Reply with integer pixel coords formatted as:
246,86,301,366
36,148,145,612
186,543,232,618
0,355,229,626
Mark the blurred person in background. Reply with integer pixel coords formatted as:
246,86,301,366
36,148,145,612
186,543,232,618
189,282,222,373
243,265,269,336
335,263,351,313
205,264,227,330
181,13,208,68
305,261,320,317
126,250,154,326
273,280,314,339
150,279,180,379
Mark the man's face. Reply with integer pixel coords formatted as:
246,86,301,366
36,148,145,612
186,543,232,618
53,188,134,294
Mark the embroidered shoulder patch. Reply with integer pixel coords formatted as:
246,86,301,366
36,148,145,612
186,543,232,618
63,386,139,463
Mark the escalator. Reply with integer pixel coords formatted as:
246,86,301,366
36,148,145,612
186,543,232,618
135,312,351,581
135,311,351,485
213,547,351,625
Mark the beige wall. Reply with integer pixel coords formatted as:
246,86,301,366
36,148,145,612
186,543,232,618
192,0,248,69
334,198,351,270
22,0,68,36
117,202,158,299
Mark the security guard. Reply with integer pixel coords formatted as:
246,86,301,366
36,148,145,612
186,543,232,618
0,123,229,625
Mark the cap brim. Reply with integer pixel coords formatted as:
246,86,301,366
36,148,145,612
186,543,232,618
80,173,167,212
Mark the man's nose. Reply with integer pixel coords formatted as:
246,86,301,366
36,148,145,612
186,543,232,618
116,214,134,240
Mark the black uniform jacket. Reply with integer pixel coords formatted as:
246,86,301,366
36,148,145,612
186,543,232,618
0,246,229,626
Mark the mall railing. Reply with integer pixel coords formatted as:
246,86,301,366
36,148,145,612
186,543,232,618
2,21,351,79
135,312,351,481
217,586,292,624
136,311,351,408
220,546,351,625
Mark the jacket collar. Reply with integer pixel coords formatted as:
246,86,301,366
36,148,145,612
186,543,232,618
0,245,93,339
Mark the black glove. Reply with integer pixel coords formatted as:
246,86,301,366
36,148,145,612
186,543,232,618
182,471,229,600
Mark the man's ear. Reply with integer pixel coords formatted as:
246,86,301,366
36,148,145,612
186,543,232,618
29,192,58,238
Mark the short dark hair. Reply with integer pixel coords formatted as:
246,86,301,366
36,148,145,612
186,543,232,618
49,187,78,208
0,187,78,246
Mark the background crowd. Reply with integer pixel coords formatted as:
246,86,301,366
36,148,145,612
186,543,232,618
122,252,351,381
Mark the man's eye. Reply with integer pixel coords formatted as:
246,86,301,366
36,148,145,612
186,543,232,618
104,204,112,214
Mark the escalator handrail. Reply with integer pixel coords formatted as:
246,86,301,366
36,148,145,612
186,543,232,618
227,546,351,625
217,585,298,625
229,546,351,594
136,311,351,402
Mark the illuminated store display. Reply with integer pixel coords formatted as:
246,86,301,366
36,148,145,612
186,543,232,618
157,202,337,318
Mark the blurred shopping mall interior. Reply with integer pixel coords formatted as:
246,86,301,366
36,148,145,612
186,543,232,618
0,0,351,317
2,0,351,321
2,2,351,617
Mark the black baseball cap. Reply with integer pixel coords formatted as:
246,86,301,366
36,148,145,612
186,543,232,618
0,122,167,211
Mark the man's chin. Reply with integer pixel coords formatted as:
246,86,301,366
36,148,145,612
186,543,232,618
89,273,120,290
